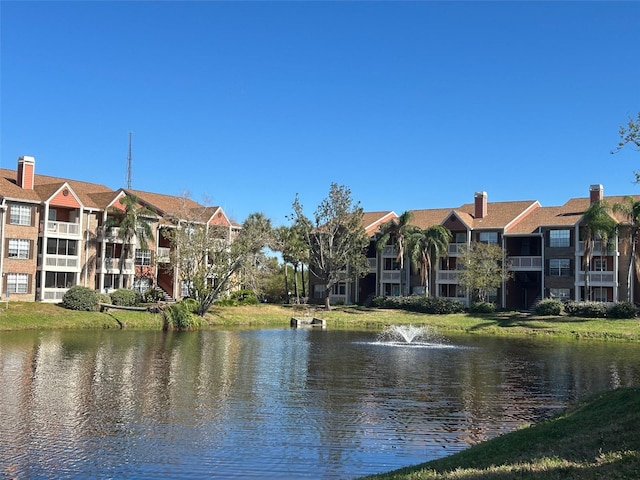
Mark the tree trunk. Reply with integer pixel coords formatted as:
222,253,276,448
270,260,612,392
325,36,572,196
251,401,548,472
324,287,331,311
301,264,306,297
293,263,300,303
283,263,290,304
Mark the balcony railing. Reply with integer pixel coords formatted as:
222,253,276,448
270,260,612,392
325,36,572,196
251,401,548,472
447,243,466,256
367,257,376,271
382,246,398,257
45,221,81,237
41,288,68,302
99,257,135,273
436,270,460,283
99,226,123,242
577,241,614,255
381,271,401,282
508,256,543,270
43,254,80,269
157,247,171,263
577,271,616,285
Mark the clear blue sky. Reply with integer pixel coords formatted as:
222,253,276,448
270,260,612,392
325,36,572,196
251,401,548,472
2,1,639,226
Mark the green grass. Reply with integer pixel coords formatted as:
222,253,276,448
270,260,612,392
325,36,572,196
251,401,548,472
359,387,640,480
1,302,640,341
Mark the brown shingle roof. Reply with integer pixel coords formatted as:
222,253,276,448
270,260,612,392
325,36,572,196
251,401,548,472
362,211,397,235
456,200,538,230
408,208,452,229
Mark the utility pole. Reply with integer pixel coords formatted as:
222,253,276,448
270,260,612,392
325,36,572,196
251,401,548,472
126,131,133,189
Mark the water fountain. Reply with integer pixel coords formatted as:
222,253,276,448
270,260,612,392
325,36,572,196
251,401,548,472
376,324,450,348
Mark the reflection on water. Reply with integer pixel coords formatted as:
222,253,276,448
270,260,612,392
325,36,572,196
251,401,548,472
1,328,639,479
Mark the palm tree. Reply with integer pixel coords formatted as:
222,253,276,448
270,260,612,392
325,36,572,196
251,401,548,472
104,194,156,289
407,225,453,296
613,196,640,302
376,211,415,295
581,200,617,301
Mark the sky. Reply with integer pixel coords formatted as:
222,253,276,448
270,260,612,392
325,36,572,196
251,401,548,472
1,1,639,226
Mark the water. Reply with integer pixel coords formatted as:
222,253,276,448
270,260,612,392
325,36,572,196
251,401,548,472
1,328,639,479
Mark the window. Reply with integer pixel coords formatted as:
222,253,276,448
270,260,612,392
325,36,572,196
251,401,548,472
593,287,608,302
550,288,570,300
45,271,75,289
133,278,151,293
549,259,570,276
479,232,498,244
593,258,607,271
550,230,570,247
181,281,193,298
135,249,152,266
47,238,77,256
313,284,325,299
6,273,29,294
10,205,31,226
332,283,346,295
383,258,400,270
8,239,30,259
455,232,467,243
486,288,498,303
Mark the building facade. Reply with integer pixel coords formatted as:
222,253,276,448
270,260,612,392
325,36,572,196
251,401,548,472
317,186,640,309
1,156,236,302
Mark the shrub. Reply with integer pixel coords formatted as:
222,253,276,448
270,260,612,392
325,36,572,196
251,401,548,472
97,293,112,305
470,301,496,314
110,288,140,307
143,288,165,303
61,286,99,311
371,295,465,314
217,289,260,306
180,298,200,313
608,302,638,319
162,303,200,331
564,301,608,318
535,298,563,316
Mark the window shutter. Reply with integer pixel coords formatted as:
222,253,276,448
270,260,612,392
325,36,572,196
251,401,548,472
27,274,32,294
29,240,34,259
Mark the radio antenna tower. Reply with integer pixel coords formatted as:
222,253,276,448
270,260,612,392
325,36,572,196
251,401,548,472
126,131,133,189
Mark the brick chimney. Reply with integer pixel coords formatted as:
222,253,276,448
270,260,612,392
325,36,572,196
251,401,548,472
474,191,487,219
17,156,35,190
589,184,603,205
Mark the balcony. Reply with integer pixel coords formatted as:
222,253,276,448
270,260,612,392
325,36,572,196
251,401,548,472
381,271,401,282
99,257,135,274
99,226,123,242
367,257,376,272
41,254,80,270
509,256,543,271
382,246,397,257
436,270,459,283
447,243,466,256
41,288,68,302
577,271,616,286
45,221,81,238
577,241,615,255
157,247,171,263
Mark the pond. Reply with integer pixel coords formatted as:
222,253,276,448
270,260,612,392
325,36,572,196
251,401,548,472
1,327,639,479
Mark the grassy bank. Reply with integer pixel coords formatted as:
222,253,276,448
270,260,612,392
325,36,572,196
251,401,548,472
360,387,640,480
1,302,639,341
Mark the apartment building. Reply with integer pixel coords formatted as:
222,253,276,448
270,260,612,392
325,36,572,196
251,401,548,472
0,156,236,302
319,186,640,309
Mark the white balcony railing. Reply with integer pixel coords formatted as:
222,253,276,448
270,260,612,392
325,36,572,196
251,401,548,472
41,288,68,302
436,270,460,283
577,271,616,285
157,247,171,263
100,257,135,273
44,254,80,269
46,221,81,237
382,246,398,257
508,256,543,270
577,241,614,255
381,271,401,282
367,257,376,271
99,226,123,242
447,243,466,256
